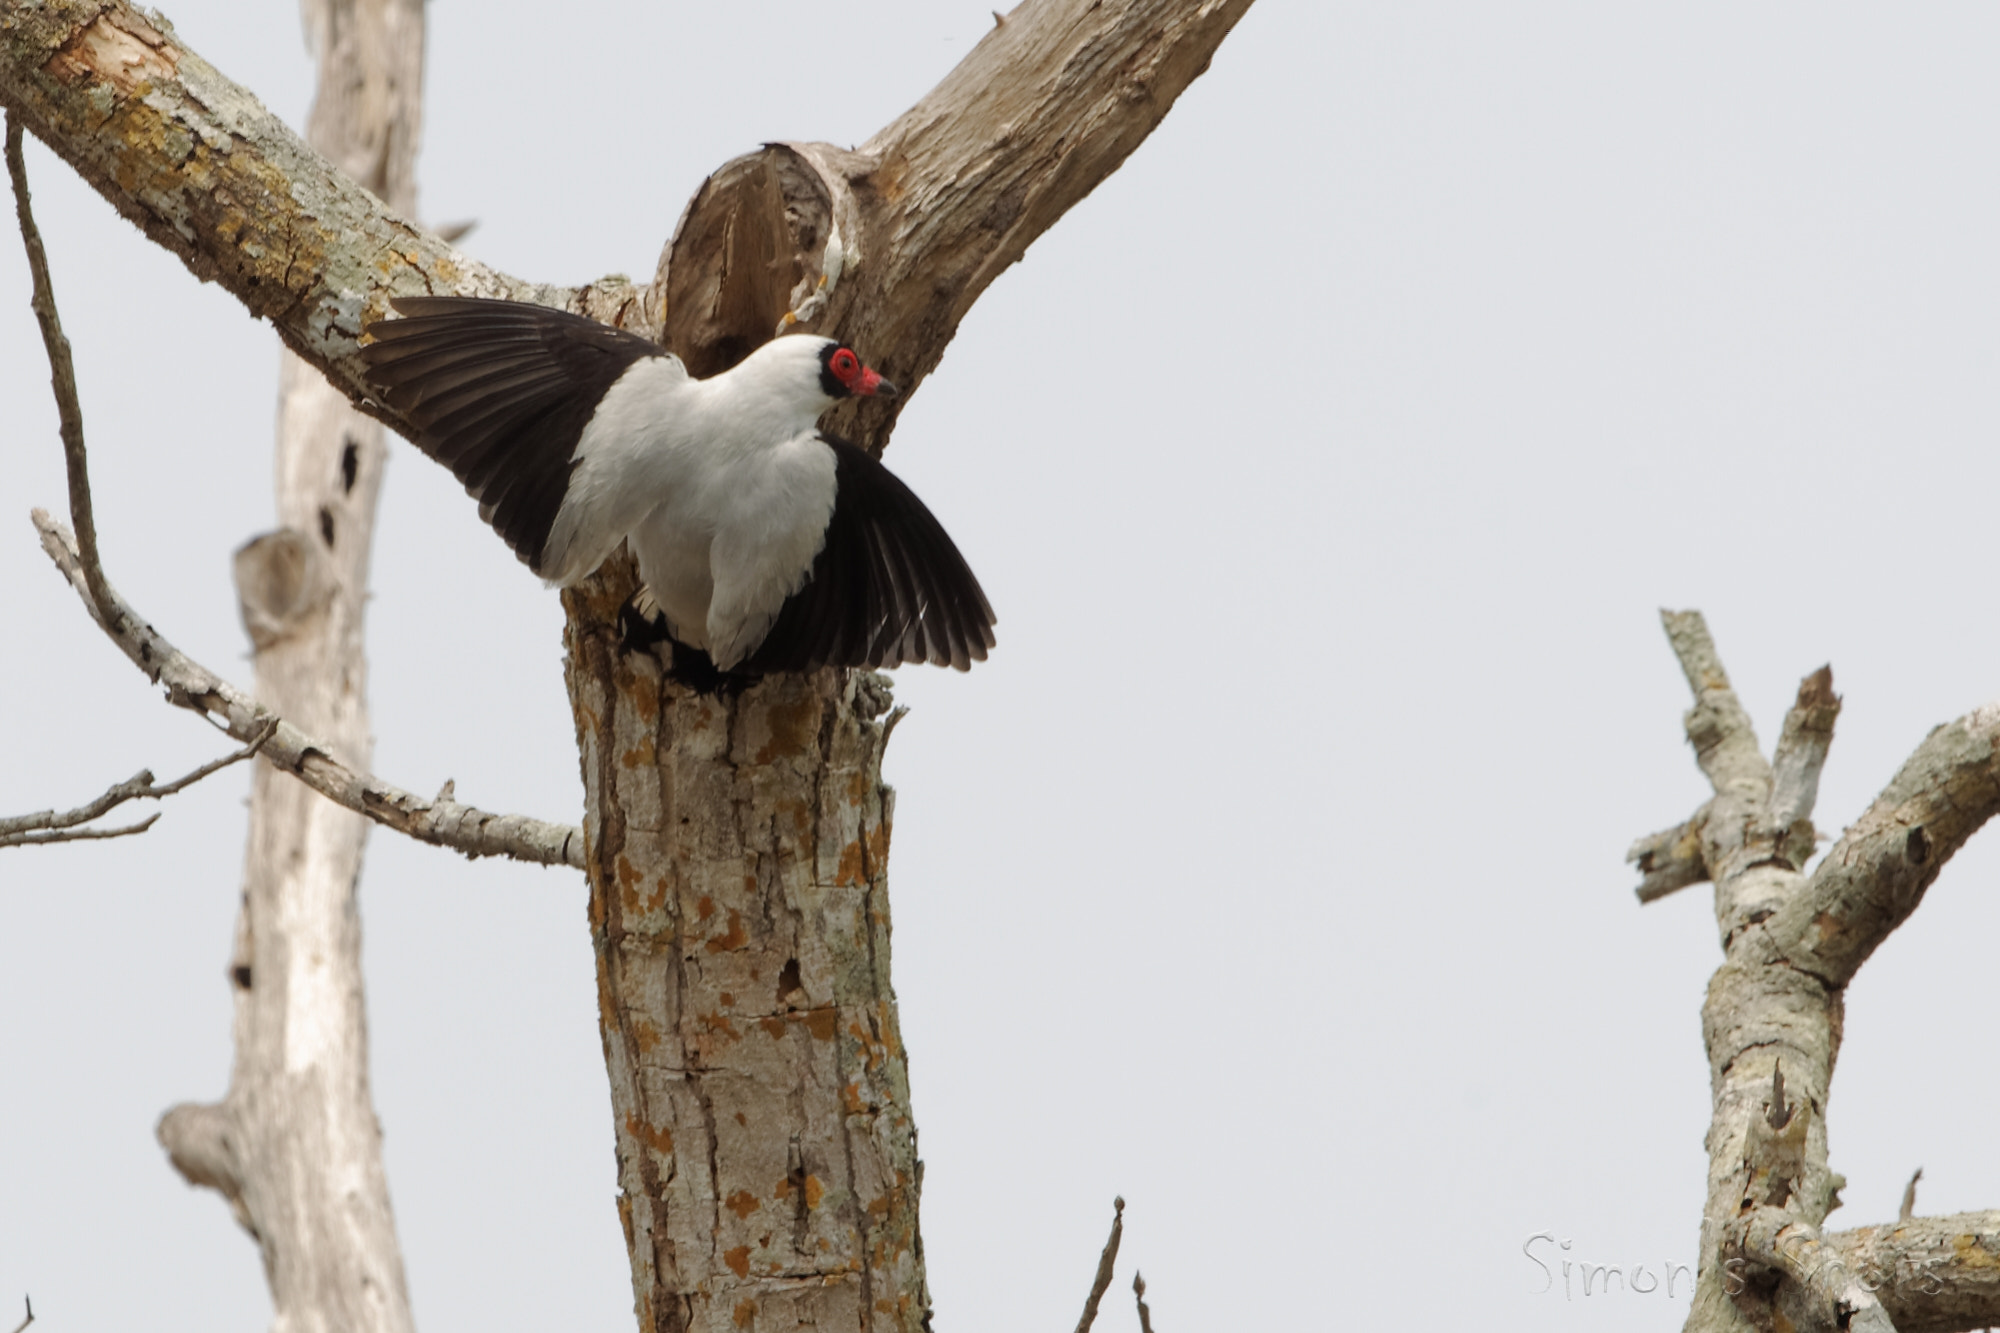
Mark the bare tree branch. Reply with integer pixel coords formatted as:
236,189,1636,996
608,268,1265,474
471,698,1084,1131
1133,1272,1156,1333
1664,608,1769,797
1901,1168,1923,1225
1769,665,1841,833
1770,700,2000,987
5,111,109,622
0,721,276,848
1742,1207,1898,1333
1075,1196,1125,1333
7,1294,30,1333
0,815,159,846
1628,807,1712,903
1828,1210,2000,1333
31,512,583,867
1631,611,2000,1333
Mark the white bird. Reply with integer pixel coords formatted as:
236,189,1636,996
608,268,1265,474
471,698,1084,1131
360,297,994,674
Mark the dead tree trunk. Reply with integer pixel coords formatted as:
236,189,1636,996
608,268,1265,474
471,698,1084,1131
0,3,1254,1328
152,4,425,1331
1629,611,2000,1333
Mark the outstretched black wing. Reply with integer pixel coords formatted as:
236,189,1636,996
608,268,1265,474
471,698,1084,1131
359,296,663,574
745,435,996,673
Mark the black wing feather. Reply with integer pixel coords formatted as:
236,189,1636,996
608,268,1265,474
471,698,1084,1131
745,435,996,673
359,296,663,574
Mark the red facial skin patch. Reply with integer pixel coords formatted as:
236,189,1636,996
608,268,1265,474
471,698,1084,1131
828,347,888,396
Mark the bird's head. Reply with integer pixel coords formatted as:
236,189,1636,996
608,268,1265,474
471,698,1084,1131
719,335,899,428
814,340,899,402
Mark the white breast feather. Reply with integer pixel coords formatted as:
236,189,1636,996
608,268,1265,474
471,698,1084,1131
550,335,845,667
540,354,693,587
701,433,839,668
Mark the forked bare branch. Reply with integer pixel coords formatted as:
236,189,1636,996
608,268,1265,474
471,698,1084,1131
7,107,582,870
34,513,582,867
0,721,276,848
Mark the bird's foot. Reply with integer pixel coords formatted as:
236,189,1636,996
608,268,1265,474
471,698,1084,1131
617,597,761,696
616,595,677,654
663,644,762,698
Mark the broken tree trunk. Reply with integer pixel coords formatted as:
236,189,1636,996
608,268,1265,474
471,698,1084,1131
154,3,424,1331
0,2,1255,1328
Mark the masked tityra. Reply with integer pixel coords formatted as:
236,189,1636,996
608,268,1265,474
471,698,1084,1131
360,297,995,673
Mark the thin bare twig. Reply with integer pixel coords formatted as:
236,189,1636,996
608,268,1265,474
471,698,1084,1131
32,514,583,866
6,112,111,624
1900,1168,1922,1225
1075,1196,1125,1333
9,1294,31,1333
1133,1272,1155,1333
0,721,277,849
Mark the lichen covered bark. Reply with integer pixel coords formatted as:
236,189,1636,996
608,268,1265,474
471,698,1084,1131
565,570,925,1333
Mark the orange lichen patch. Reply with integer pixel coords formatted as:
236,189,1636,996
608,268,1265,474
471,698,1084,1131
697,895,717,922
734,1112,747,1127
623,1113,674,1156
597,974,619,1034
615,854,642,907
841,1082,865,1114
866,1193,891,1219
705,909,748,953
754,694,822,765
617,1194,635,1245
714,1013,741,1039
633,1019,661,1053
833,822,890,887
849,1022,884,1070
875,1005,905,1058
719,992,735,1008
846,772,869,801
803,1008,838,1041
619,669,660,724
732,1299,758,1329
1954,1234,2000,1267
723,1245,752,1278
771,797,811,838
759,1017,787,1040
805,1175,824,1209
44,11,178,95
620,739,656,768
725,1190,761,1219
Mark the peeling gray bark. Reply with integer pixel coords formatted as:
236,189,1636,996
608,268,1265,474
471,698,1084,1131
1632,612,2000,1333
1,2,1256,1328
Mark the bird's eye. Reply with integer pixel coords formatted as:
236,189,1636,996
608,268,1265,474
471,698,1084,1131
832,349,858,376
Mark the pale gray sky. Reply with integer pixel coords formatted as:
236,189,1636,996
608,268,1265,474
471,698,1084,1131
6,5,2000,1331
